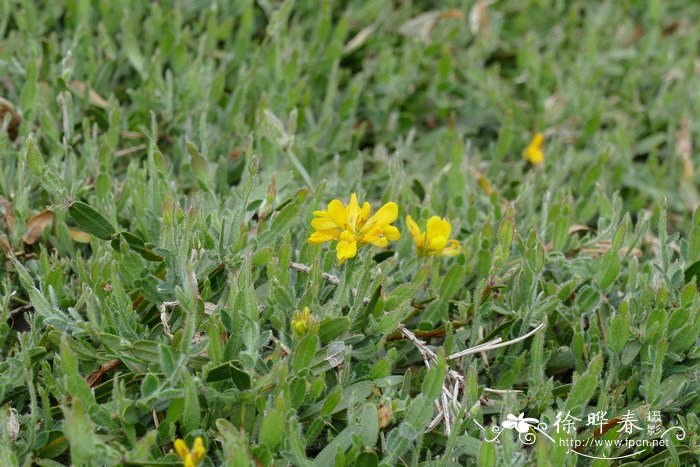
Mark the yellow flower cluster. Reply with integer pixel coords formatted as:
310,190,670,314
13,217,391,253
308,193,400,264
308,193,462,261
406,215,461,257
523,132,545,164
174,437,206,467
291,306,315,337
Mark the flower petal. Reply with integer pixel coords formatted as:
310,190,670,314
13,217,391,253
362,233,389,247
502,420,517,429
336,239,357,263
372,202,398,226
311,217,337,231
441,239,462,256
427,234,448,252
174,439,189,460
426,216,451,241
191,437,206,462
327,199,348,228
360,202,371,226
344,193,364,229
406,215,422,241
383,224,400,241
531,132,544,148
308,230,339,243
515,422,531,433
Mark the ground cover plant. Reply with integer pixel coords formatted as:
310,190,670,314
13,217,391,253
1,0,699,465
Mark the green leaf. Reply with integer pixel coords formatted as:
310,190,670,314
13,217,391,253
403,395,434,430
607,310,629,353
187,140,211,190
140,373,159,398
118,231,163,261
68,201,116,240
318,316,350,344
355,452,379,467
439,264,464,302
182,371,201,432
314,424,356,466
565,354,603,412
271,196,302,232
26,137,45,176
289,377,306,409
421,358,446,400
611,222,626,250
497,214,515,247
292,334,318,374
358,403,378,448
595,249,620,289
683,260,700,284
320,390,342,418
252,247,273,267
478,439,496,467
259,409,284,448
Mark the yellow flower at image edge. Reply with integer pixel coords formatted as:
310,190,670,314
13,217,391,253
174,437,206,467
406,215,461,257
523,132,545,164
291,306,314,337
308,193,400,263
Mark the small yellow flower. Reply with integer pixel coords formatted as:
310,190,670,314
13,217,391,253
291,306,314,337
523,133,544,164
308,193,400,263
406,215,461,257
174,437,206,467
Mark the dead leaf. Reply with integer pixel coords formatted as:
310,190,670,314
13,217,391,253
204,302,217,315
469,168,495,196
0,196,14,233
69,81,108,109
619,247,642,258
5,407,19,442
0,234,9,255
86,359,121,387
343,24,377,55
0,97,21,141
22,210,54,245
399,9,463,42
115,143,147,157
378,405,393,428
120,130,145,140
568,224,594,235
469,0,490,36
68,228,92,243
626,25,645,46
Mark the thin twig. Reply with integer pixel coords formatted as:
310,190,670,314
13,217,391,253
290,261,340,285
447,323,546,360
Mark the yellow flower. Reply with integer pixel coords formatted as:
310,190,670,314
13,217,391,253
406,215,461,257
291,306,314,337
308,193,400,263
523,132,544,164
174,437,206,467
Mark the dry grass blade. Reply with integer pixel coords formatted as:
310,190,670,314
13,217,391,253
70,81,109,109
0,196,15,233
